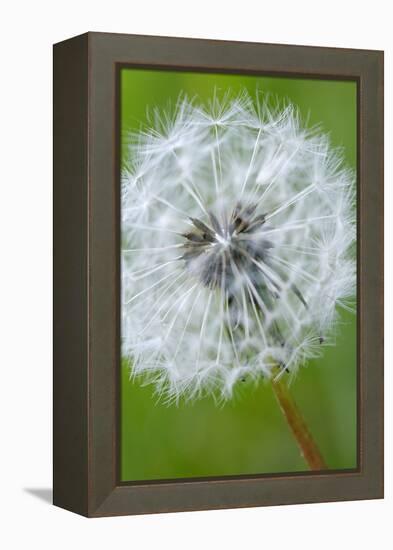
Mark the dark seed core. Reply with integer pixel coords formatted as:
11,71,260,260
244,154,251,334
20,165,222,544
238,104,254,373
181,202,272,291
179,201,319,361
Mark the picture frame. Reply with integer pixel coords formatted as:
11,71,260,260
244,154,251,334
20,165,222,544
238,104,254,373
53,32,384,517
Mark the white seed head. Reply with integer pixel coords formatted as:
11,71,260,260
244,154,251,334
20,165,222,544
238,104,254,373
121,90,356,402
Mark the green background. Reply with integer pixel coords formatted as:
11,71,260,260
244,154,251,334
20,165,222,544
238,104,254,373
120,69,357,481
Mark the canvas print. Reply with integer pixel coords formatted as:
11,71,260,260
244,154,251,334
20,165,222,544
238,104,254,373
120,69,357,481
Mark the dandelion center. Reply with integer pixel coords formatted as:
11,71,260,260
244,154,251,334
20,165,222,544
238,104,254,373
181,202,272,294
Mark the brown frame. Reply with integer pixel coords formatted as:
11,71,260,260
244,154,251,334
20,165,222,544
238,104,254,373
53,32,384,517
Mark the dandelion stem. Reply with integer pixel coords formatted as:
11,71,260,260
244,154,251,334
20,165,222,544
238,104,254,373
271,373,327,471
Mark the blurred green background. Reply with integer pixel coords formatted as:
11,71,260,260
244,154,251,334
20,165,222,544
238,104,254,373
120,69,357,481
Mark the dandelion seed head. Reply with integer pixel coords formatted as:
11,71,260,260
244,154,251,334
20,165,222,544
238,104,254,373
121,90,356,401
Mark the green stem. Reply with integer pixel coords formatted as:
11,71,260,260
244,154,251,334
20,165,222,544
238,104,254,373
271,375,327,471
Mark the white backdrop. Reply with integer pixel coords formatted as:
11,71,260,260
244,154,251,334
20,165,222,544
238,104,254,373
0,1,391,548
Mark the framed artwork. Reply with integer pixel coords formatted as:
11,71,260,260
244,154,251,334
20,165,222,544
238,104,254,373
53,32,384,517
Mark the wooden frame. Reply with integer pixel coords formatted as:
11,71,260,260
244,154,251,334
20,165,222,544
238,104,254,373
53,32,384,517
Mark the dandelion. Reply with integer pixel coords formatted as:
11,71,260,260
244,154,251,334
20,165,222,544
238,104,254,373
121,90,356,469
